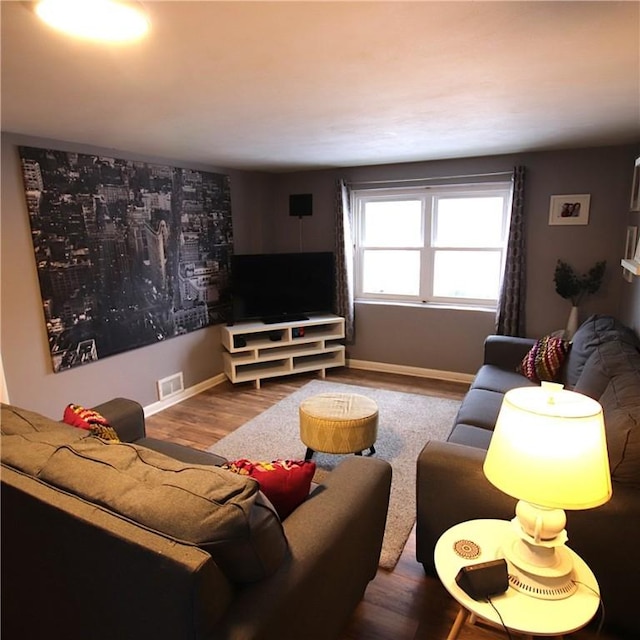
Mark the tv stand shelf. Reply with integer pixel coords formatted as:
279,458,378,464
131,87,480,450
221,314,346,388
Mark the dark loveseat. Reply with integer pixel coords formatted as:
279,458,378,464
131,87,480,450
417,314,640,638
1,399,392,640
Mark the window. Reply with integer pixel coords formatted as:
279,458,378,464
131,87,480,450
353,183,512,307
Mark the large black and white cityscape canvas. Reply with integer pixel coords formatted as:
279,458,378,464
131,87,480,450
19,146,234,373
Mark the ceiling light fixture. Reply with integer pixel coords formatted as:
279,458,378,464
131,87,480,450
34,0,150,43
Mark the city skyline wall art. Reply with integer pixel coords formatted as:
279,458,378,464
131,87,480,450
18,146,234,373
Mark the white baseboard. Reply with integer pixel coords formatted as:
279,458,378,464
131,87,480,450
143,361,472,416
346,358,474,385
143,373,227,417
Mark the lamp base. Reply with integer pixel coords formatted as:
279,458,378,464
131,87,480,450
502,522,576,600
505,561,577,600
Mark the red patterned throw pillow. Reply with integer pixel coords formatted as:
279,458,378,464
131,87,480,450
518,336,571,384
222,459,316,519
63,404,120,442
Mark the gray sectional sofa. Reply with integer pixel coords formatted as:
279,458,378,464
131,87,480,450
417,314,640,638
1,400,392,640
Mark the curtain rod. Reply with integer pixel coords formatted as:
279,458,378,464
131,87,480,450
347,170,513,187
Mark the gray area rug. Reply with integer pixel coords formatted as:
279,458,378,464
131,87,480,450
208,379,460,569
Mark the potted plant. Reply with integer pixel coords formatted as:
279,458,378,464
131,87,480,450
553,259,606,339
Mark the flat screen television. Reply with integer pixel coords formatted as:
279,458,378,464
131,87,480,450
230,252,335,324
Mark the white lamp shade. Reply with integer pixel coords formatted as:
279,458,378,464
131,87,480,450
483,385,612,510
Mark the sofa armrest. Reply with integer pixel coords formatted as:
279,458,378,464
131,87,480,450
219,456,392,640
1,465,233,639
416,441,640,636
416,440,516,572
564,484,640,636
92,398,146,442
483,335,536,370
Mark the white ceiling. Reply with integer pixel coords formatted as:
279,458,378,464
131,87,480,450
2,1,639,172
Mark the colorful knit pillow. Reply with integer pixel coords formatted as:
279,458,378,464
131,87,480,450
518,336,571,384
222,459,316,519
62,404,120,442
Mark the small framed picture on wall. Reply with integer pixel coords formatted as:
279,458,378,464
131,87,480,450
630,157,640,212
624,226,638,282
548,194,591,226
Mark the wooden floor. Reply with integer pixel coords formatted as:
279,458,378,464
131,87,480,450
145,368,623,640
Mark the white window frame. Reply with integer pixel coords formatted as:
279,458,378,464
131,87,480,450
352,182,512,308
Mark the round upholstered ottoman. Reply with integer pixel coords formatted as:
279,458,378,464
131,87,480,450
299,393,378,460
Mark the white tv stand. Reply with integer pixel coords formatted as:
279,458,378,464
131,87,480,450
221,314,345,389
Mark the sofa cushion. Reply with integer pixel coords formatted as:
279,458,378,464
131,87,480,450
447,424,493,449
31,438,288,583
563,315,640,388
1,405,91,475
604,406,640,486
574,340,640,400
517,335,570,383
599,369,640,486
470,365,536,395
452,388,506,432
1,404,87,439
135,436,227,466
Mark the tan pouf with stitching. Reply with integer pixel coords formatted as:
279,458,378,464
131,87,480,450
299,393,378,460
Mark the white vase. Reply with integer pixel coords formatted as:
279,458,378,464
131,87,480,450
565,306,579,340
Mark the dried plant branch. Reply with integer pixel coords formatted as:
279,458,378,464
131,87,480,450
553,260,606,306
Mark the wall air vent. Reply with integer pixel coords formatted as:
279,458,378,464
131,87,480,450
157,372,184,401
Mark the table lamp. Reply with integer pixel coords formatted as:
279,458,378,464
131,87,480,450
483,382,611,600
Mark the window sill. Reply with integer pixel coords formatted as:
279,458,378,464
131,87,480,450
354,298,496,314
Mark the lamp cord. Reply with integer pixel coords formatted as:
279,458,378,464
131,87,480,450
573,580,606,636
486,596,514,640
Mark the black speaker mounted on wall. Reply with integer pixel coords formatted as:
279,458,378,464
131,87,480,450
289,193,313,218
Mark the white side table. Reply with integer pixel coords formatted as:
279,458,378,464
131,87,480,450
434,519,601,639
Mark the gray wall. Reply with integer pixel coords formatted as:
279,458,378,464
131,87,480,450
2,132,638,418
270,145,639,373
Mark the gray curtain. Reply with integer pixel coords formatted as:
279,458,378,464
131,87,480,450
334,179,355,343
495,166,526,336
